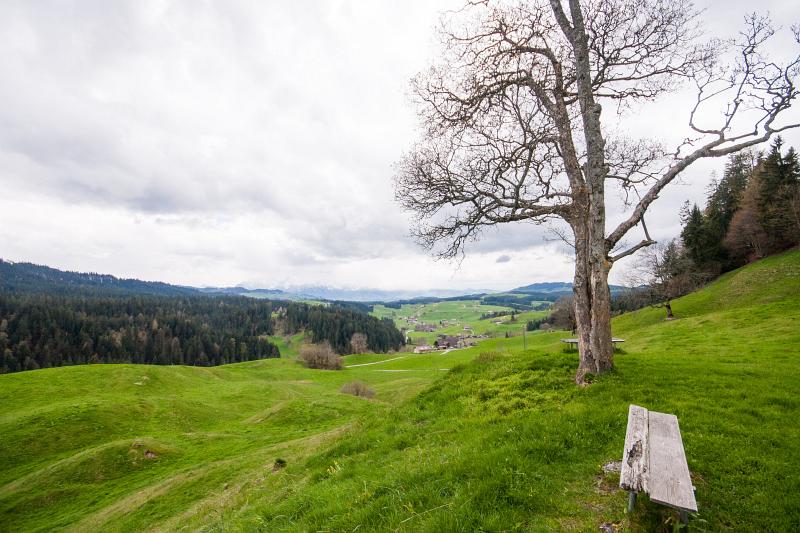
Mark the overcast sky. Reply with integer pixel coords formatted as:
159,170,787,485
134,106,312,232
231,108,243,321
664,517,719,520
1,0,798,292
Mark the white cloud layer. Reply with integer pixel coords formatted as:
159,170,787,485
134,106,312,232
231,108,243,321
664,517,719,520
1,0,798,291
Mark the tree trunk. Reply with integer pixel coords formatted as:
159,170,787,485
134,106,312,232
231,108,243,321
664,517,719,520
665,301,674,319
572,219,615,383
567,0,615,384
572,225,594,384
589,257,614,373
572,181,614,384
572,237,615,384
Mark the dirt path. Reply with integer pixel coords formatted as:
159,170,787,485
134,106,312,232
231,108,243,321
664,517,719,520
369,369,449,372
345,355,408,368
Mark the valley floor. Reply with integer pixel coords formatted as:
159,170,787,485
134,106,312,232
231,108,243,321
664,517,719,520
1,251,799,531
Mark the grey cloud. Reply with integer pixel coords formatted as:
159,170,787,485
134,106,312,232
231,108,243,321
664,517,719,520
2,0,798,290
496,254,511,263
0,1,408,221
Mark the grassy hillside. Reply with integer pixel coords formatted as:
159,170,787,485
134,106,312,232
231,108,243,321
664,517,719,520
236,250,800,531
1,251,798,531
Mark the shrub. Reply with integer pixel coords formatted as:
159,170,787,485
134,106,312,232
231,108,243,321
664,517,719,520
340,380,375,398
298,343,342,370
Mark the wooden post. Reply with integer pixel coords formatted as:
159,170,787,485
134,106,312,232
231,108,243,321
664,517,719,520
627,491,637,513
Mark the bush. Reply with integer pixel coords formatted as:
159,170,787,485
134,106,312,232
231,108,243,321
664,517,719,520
340,380,375,398
298,343,342,370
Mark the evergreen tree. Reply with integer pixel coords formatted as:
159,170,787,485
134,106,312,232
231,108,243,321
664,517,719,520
680,203,716,269
753,138,800,252
681,151,759,273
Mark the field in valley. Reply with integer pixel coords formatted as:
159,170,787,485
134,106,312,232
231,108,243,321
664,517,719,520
1,251,799,531
372,300,550,345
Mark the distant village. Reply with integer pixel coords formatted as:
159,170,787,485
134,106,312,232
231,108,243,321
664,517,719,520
398,314,491,354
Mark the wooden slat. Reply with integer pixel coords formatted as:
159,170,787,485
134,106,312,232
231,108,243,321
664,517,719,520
620,404,649,492
648,411,697,512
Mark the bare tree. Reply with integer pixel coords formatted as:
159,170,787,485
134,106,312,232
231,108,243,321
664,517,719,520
298,343,342,370
350,332,369,354
395,0,799,383
629,240,704,319
549,296,577,331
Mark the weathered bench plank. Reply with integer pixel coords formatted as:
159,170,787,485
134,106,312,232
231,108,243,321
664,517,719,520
620,404,649,493
647,411,697,512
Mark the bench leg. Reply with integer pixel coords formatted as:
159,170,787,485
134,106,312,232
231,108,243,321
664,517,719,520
679,485,696,526
627,491,637,513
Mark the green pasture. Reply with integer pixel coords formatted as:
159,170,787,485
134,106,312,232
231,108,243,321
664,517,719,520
243,250,800,531
1,251,798,531
372,299,511,324
266,331,308,358
373,300,550,345
0,356,434,531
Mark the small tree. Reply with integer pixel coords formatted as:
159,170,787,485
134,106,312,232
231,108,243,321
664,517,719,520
349,332,369,354
631,240,703,319
340,380,375,399
298,343,342,370
549,296,576,332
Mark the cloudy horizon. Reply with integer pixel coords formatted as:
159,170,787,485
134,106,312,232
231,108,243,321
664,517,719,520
2,0,798,293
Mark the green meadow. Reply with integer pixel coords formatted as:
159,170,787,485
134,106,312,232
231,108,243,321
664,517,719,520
1,250,799,531
372,300,550,345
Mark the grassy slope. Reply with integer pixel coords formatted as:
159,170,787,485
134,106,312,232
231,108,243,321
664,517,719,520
1,251,798,531
0,359,442,531
266,332,308,358
238,250,800,531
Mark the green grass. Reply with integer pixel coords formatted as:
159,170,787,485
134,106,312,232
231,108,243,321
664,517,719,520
373,300,549,345
0,358,437,531
237,250,800,532
266,331,308,358
372,300,511,324
1,251,799,531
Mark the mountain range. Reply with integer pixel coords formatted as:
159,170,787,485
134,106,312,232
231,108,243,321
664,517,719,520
0,259,629,302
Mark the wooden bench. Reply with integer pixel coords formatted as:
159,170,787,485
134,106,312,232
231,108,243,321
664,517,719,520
559,338,625,351
620,405,697,523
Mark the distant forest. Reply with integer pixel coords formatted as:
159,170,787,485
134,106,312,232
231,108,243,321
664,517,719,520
282,303,405,354
0,260,198,297
614,138,800,314
681,139,799,271
0,263,407,373
0,295,281,373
